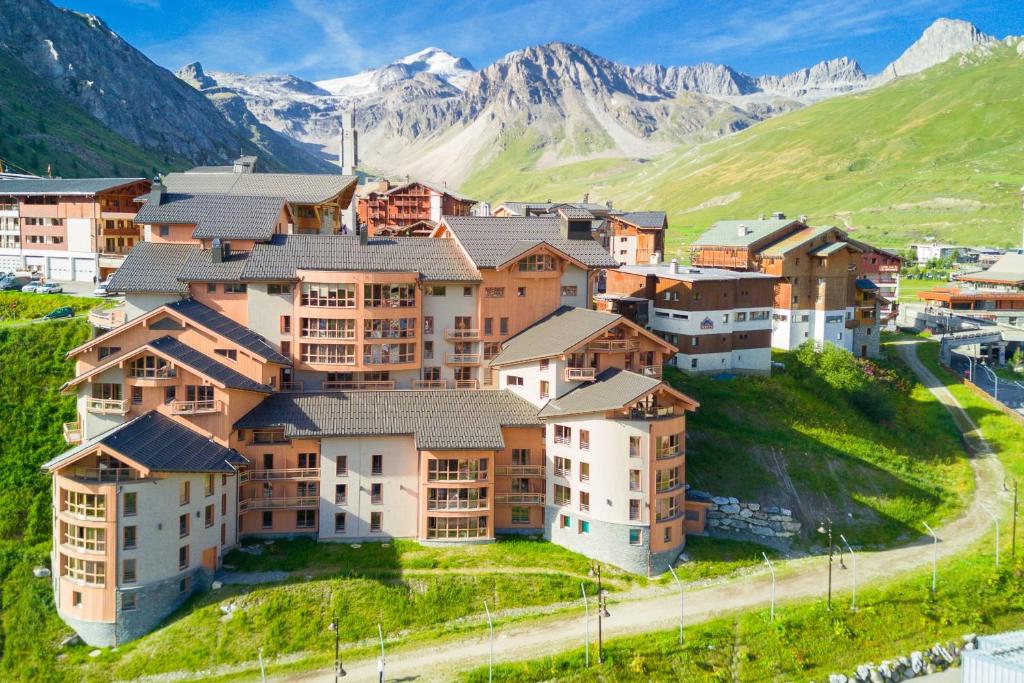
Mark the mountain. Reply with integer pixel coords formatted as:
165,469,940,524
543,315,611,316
458,38,1024,251
878,18,997,80
0,0,333,173
316,47,475,97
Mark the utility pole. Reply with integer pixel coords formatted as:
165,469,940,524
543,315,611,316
377,624,385,683
983,507,1001,568
667,565,684,645
840,534,857,612
483,600,494,683
581,583,590,668
589,565,609,664
818,518,834,610
328,610,346,681
923,522,938,593
763,552,776,621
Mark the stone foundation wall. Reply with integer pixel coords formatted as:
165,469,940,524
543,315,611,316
698,493,802,541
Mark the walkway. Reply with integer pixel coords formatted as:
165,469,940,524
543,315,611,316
286,340,1007,682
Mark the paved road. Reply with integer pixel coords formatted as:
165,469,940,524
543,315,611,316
280,340,1005,683
949,352,1024,413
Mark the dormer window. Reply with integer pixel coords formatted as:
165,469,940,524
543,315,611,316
517,255,556,272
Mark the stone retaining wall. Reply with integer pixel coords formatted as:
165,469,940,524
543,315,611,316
697,493,802,541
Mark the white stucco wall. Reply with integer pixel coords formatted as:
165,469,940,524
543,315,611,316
66,218,94,254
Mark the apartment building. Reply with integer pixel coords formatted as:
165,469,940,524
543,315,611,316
356,179,476,236
0,177,151,280
605,212,667,265
599,261,777,373
851,239,902,324
690,215,882,355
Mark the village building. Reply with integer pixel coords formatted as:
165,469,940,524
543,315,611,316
604,212,667,265
356,179,476,236
915,252,1024,326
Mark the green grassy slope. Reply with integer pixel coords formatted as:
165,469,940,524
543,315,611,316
0,48,190,178
460,45,1024,253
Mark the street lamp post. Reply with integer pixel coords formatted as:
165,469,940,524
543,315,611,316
667,565,684,645
377,624,385,683
483,600,494,683
983,507,1001,568
980,363,999,402
923,522,938,593
581,583,590,668
762,552,776,621
588,565,609,664
839,534,856,612
327,612,346,681
817,518,834,610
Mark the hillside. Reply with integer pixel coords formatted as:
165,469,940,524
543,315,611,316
460,42,1024,251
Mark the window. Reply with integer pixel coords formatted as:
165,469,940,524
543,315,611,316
560,285,578,297
554,456,571,478
123,492,137,517
423,340,434,359
751,310,770,321
484,287,504,298
179,576,190,594
298,452,317,468
298,481,318,498
130,386,143,405
506,375,523,387
371,454,383,475
205,474,215,496
483,318,493,335
517,254,556,271
579,430,590,451
206,283,217,293
221,493,227,516
280,341,291,358
423,316,434,334
205,504,214,528
179,513,189,538
268,283,291,295
214,348,238,361
224,283,247,294
499,318,509,335
629,436,642,457
629,499,641,521
656,467,681,492
539,380,550,399
517,286,526,297
122,592,137,611
629,528,642,545
262,511,273,529
511,507,530,524
663,526,673,543
221,523,226,546
122,559,137,584
512,449,530,465
371,483,383,504
690,358,698,369
159,224,170,237
629,470,642,491
65,491,106,518
722,314,729,323
300,343,355,365
559,514,571,529
363,342,415,365
370,511,383,532
301,282,356,308
580,462,590,481
63,556,105,585
578,520,590,534
336,456,348,476
296,510,315,529
123,525,137,549
735,312,747,322
554,425,571,445
579,491,590,512
280,315,293,334
335,484,347,505
164,385,176,404
463,286,473,296
179,481,190,506
334,512,347,533
98,346,121,360
539,358,549,370
554,484,571,506
425,285,446,296
484,342,501,359
364,283,415,308
72,591,82,607
364,317,416,339
178,545,190,570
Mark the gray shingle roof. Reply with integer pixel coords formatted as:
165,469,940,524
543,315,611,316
614,211,667,230
235,390,541,450
134,193,286,241
107,242,195,295
491,306,622,366
43,412,246,473
0,177,144,196
960,252,1024,284
242,234,480,282
380,180,476,204
690,218,798,247
498,201,608,216
166,299,291,364
442,216,618,268
557,206,594,220
179,248,250,282
538,368,663,418
163,172,356,205
149,336,271,392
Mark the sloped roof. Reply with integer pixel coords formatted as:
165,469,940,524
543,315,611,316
959,252,1024,285
379,180,476,204
854,278,879,290
179,248,250,282
107,242,194,295
149,336,271,392
166,299,291,364
43,412,246,474
163,172,356,205
691,218,798,247
613,211,667,229
808,240,859,257
0,177,144,196
557,206,594,220
242,234,480,282
498,201,608,216
538,368,664,418
134,193,286,241
441,216,617,268
491,306,623,366
235,390,541,450
760,225,838,257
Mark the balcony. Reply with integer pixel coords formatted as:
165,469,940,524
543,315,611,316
656,447,682,460
413,379,448,389
240,468,319,483
641,365,663,379
86,398,128,415
564,367,596,382
553,466,571,478
71,467,140,483
427,470,489,483
171,399,221,415
63,421,82,445
454,380,478,390
426,498,489,511
494,492,545,505
279,381,304,392
445,353,481,366
627,405,675,420
239,496,318,512
495,465,545,477
445,328,480,341
128,366,177,381
322,380,396,391
588,339,639,352
88,306,126,331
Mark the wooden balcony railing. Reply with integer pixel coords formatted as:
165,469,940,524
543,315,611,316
445,328,480,341
641,365,663,379
128,366,176,380
279,381,304,392
171,399,220,415
239,496,318,512
454,380,478,390
63,421,82,445
413,380,448,389
71,467,140,483
495,465,545,477
240,468,319,483
588,339,639,352
494,492,545,505
322,380,396,391
565,367,596,382
85,398,128,415
88,306,126,330
445,353,481,365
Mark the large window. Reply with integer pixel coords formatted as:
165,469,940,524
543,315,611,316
296,510,316,529
63,556,105,585
364,318,416,339
554,484,571,506
363,284,416,308
63,524,105,553
655,466,681,492
426,487,488,510
301,283,356,308
517,254,556,272
427,458,488,482
363,343,415,365
426,515,488,539
300,318,355,339
554,425,572,445
656,434,681,458
511,507,530,524
129,355,175,379
64,491,105,519
656,494,682,522
301,343,356,365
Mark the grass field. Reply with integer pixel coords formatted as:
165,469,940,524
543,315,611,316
460,45,1024,253
898,277,948,303
0,291,106,324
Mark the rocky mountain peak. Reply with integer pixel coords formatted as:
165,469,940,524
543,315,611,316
177,61,216,89
880,18,996,80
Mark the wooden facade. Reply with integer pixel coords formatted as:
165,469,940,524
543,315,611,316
357,181,475,236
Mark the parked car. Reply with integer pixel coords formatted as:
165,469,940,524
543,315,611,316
20,280,43,293
0,275,31,291
93,280,112,297
36,282,63,294
43,306,74,320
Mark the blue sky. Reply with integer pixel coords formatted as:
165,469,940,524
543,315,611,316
61,0,1024,81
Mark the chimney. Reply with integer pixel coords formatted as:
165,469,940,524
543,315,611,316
146,176,163,207
582,193,589,204
558,210,570,239
670,258,678,274
771,211,786,220
211,238,223,263
606,200,613,210
359,223,368,246
799,214,808,223
758,213,766,220
340,108,358,175
737,223,749,237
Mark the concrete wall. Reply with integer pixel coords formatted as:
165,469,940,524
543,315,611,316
421,282,478,385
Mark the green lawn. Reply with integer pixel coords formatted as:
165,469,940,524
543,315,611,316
0,291,107,324
898,277,948,303
668,536,783,584
667,342,973,548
